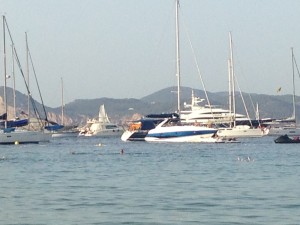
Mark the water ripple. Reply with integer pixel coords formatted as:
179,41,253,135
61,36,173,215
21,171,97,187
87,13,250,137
0,137,299,224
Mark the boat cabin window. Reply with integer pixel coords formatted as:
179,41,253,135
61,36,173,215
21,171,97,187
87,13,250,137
106,125,118,129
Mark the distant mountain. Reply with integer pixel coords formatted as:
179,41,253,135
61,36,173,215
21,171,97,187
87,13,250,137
0,86,57,119
0,86,298,126
141,86,298,120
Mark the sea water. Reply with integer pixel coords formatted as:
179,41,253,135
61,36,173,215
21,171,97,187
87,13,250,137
0,136,299,225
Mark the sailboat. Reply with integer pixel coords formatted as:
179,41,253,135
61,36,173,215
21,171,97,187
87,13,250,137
144,0,218,143
268,48,300,137
51,78,79,138
0,15,50,144
216,32,268,138
0,45,28,128
79,104,123,137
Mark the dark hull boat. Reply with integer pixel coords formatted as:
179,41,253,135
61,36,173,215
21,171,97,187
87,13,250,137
121,113,179,141
274,134,300,144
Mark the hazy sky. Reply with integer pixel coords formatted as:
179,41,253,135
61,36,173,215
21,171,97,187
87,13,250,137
1,0,300,107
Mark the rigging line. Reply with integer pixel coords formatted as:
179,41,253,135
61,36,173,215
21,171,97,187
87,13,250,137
4,17,43,128
27,47,48,122
247,92,257,120
292,51,300,78
233,75,254,126
179,7,216,122
13,46,44,127
230,40,258,124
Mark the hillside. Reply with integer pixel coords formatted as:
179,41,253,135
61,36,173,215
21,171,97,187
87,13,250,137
0,86,298,126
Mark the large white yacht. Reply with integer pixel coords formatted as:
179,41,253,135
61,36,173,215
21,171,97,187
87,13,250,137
180,90,247,126
79,104,123,137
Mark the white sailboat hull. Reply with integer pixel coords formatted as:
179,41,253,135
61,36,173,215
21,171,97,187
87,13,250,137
268,127,300,136
217,126,268,138
0,130,51,144
52,131,79,138
89,129,123,137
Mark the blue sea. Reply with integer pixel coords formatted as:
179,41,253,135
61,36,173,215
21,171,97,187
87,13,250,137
0,136,299,225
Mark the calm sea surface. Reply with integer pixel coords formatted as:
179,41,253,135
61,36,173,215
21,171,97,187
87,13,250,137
0,136,299,225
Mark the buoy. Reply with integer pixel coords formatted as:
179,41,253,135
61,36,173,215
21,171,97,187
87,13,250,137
96,143,105,147
15,141,19,145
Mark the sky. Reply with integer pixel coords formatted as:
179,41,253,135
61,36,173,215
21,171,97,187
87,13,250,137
1,0,300,107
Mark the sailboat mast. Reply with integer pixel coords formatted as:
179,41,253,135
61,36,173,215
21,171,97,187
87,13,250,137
25,32,30,117
11,44,16,118
291,47,296,122
61,77,64,125
227,59,232,126
175,0,181,114
229,32,236,127
3,16,7,128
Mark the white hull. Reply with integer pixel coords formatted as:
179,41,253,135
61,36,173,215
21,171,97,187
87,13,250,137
268,127,300,136
145,135,220,143
52,131,79,138
90,129,123,137
79,104,123,137
145,121,217,143
0,130,51,144
217,126,268,138
121,130,135,141
80,129,123,137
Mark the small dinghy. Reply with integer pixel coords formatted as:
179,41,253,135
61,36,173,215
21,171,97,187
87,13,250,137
274,134,300,144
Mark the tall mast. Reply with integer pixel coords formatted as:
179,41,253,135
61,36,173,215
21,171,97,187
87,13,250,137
61,77,64,125
291,47,296,123
227,59,232,126
229,32,236,127
3,16,7,128
11,43,16,118
25,32,30,117
175,0,181,114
